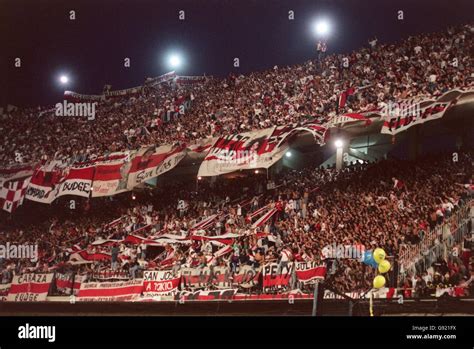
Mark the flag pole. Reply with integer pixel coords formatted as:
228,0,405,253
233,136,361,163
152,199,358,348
312,280,320,316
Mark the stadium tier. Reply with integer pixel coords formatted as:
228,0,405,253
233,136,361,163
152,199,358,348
0,24,473,309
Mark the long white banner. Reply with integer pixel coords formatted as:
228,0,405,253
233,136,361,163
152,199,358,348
381,89,474,135
198,123,326,177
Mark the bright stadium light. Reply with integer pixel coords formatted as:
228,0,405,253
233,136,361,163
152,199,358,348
168,53,183,69
334,139,344,148
285,151,292,158
59,75,69,85
312,18,331,37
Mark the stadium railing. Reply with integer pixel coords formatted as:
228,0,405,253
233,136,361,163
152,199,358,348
398,199,473,283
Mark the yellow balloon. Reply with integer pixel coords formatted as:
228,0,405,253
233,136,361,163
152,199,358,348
373,248,386,264
378,260,391,274
373,275,386,289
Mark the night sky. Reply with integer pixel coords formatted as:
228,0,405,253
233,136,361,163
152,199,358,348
2,0,473,107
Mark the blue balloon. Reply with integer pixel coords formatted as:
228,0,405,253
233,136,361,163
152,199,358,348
362,250,378,268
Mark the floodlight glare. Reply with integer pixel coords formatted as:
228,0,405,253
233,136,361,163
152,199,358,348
313,19,331,37
285,151,292,158
334,139,344,148
168,54,183,69
59,75,69,84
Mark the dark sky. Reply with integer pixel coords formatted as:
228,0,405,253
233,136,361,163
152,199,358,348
1,0,473,107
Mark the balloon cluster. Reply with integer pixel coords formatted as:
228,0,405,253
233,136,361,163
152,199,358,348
362,248,391,289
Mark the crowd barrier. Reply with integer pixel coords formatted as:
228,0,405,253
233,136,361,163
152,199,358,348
397,199,473,283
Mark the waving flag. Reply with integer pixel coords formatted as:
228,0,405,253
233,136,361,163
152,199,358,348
0,177,30,213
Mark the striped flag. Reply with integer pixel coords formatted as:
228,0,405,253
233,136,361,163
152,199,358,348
252,208,277,228
191,214,218,231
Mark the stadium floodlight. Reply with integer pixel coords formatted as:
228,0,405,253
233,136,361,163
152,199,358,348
334,139,344,148
313,18,331,37
59,75,69,85
197,176,202,180
255,170,259,174
285,151,292,158
167,53,183,69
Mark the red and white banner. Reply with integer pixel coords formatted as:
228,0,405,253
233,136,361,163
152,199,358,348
90,152,131,197
197,123,329,177
69,250,111,264
126,145,186,189
143,270,180,297
175,75,207,85
187,138,215,156
25,166,64,204
323,288,397,299
249,204,270,220
262,262,294,293
209,245,233,263
24,163,93,203
7,273,54,302
105,86,142,99
180,267,212,290
72,274,87,295
55,273,87,295
77,279,144,301
209,266,232,289
55,273,74,295
122,233,189,246
381,101,450,135
0,283,11,301
330,112,374,127
295,262,326,284
57,166,94,198
191,233,239,245
380,89,474,135
251,208,277,228
278,122,328,145
0,165,34,187
64,91,103,102
158,249,176,267
92,270,130,281
174,289,237,301
232,265,261,289
0,177,30,212
190,214,218,231
197,127,289,177
145,71,176,86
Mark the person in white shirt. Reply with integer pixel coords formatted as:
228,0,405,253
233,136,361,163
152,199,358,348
368,37,378,48
277,248,292,275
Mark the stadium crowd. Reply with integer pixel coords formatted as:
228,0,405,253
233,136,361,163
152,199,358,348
1,151,472,296
1,24,473,166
